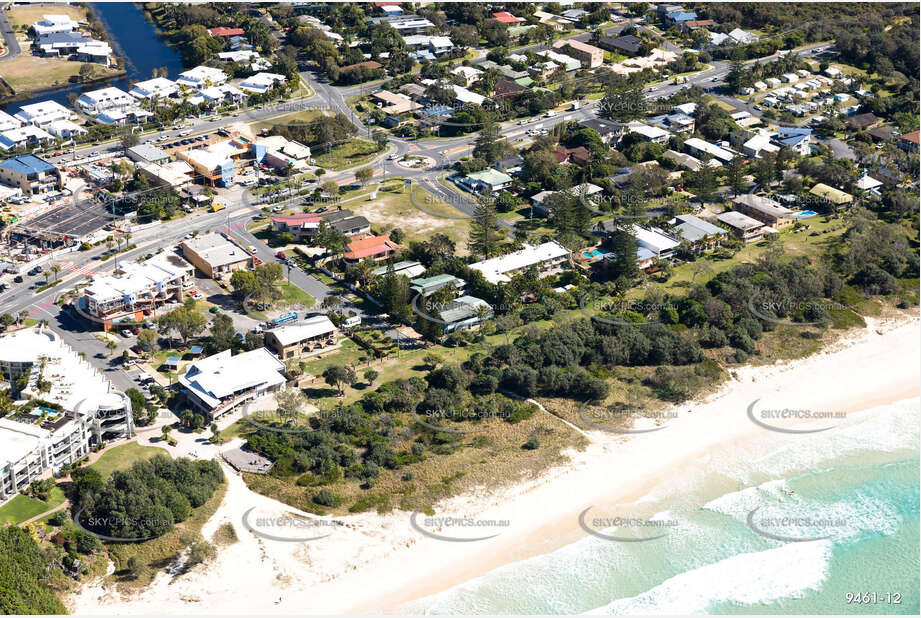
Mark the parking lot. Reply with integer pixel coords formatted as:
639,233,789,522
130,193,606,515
16,193,120,240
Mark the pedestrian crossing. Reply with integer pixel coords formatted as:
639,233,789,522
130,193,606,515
60,262,97,277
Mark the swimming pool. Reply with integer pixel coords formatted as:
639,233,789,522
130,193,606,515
794,210,818,218
583,249,604,258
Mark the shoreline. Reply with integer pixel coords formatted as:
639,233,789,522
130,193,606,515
68,316,921,615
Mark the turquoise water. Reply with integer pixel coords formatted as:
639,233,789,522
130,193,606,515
795,210,818,218
404,399,920,615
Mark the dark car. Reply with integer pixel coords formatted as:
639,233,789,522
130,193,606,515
13,275,23,283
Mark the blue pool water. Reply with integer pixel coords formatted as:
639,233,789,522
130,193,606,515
583,249,604,258
795,210,818,218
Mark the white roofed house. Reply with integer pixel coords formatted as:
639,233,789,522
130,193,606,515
627,122,671,144
0,111,20,133
450,65,482,86
129,77,179,100
75,40,112,66
44,119,86,139
176,65,228,90
239,72,287,95
683,137,736,164
0,126,54,151
31,14,79,36
631,224,680,259
264,315,339,360
76,87,136,115
470,241,570,285
14,101,77,129
427,36,454,56
179,348,287,419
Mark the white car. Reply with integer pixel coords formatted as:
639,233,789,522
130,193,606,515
518,119,529,125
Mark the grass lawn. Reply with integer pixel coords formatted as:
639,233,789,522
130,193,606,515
89,441,170,479
347,183,472,253
279,281,316,308
1,55,120,93
254,109,326,131
312,139,380,171
7,5,89,28
0,486,66,525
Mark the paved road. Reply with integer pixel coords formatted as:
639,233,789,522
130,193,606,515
0,7,20,61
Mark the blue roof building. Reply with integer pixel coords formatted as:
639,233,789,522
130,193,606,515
0,154,60,195
666,11,697,23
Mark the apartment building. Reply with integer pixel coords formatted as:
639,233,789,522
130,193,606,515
80,253,194,326
551,39,604,68
0,326,134,503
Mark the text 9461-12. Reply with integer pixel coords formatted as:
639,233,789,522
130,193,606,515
845,593,901,604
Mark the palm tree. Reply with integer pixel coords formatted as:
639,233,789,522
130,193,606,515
106,340,118,357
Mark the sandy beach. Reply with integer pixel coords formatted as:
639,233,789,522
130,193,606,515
67,316,920,615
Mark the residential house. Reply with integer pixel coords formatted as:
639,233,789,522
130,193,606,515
809,183,853,206
176,66,228,90
597,35,643,56
372,260,426,279
670,214,728,252
627,122,670,144
437,296,493,334
0,126,54,151
631,225,680,259
12,100,76,129
410,273,466,297
535,50,581,72
239,72,286,95
470,241,570,285
129,77,179,100
458,169,513,194
31,14,79,36
716,211,766,242
579,117,623,144
683,137,735,164
733,194,794,228
899,131,919,153
76,87,135,115
343,235,403,262
450,65,482,86
491,11,525,24
651,112,695,134
552,39,604,69
264,315,338,360
772,127,812,156
531,183,603,216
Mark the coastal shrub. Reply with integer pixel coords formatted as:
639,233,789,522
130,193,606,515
72,456,223,542
313,489,337,507
0,527,67,614
522,437,540,450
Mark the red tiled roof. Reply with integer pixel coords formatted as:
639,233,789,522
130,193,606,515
344,235,402,260
209,27,245,37
902,131,920,145
492,12,524,24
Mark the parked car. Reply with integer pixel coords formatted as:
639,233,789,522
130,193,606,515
120,329,133,338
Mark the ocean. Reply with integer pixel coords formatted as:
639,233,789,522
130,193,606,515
403,398,920,615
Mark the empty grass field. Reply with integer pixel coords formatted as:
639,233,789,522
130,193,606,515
89,441,170,479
